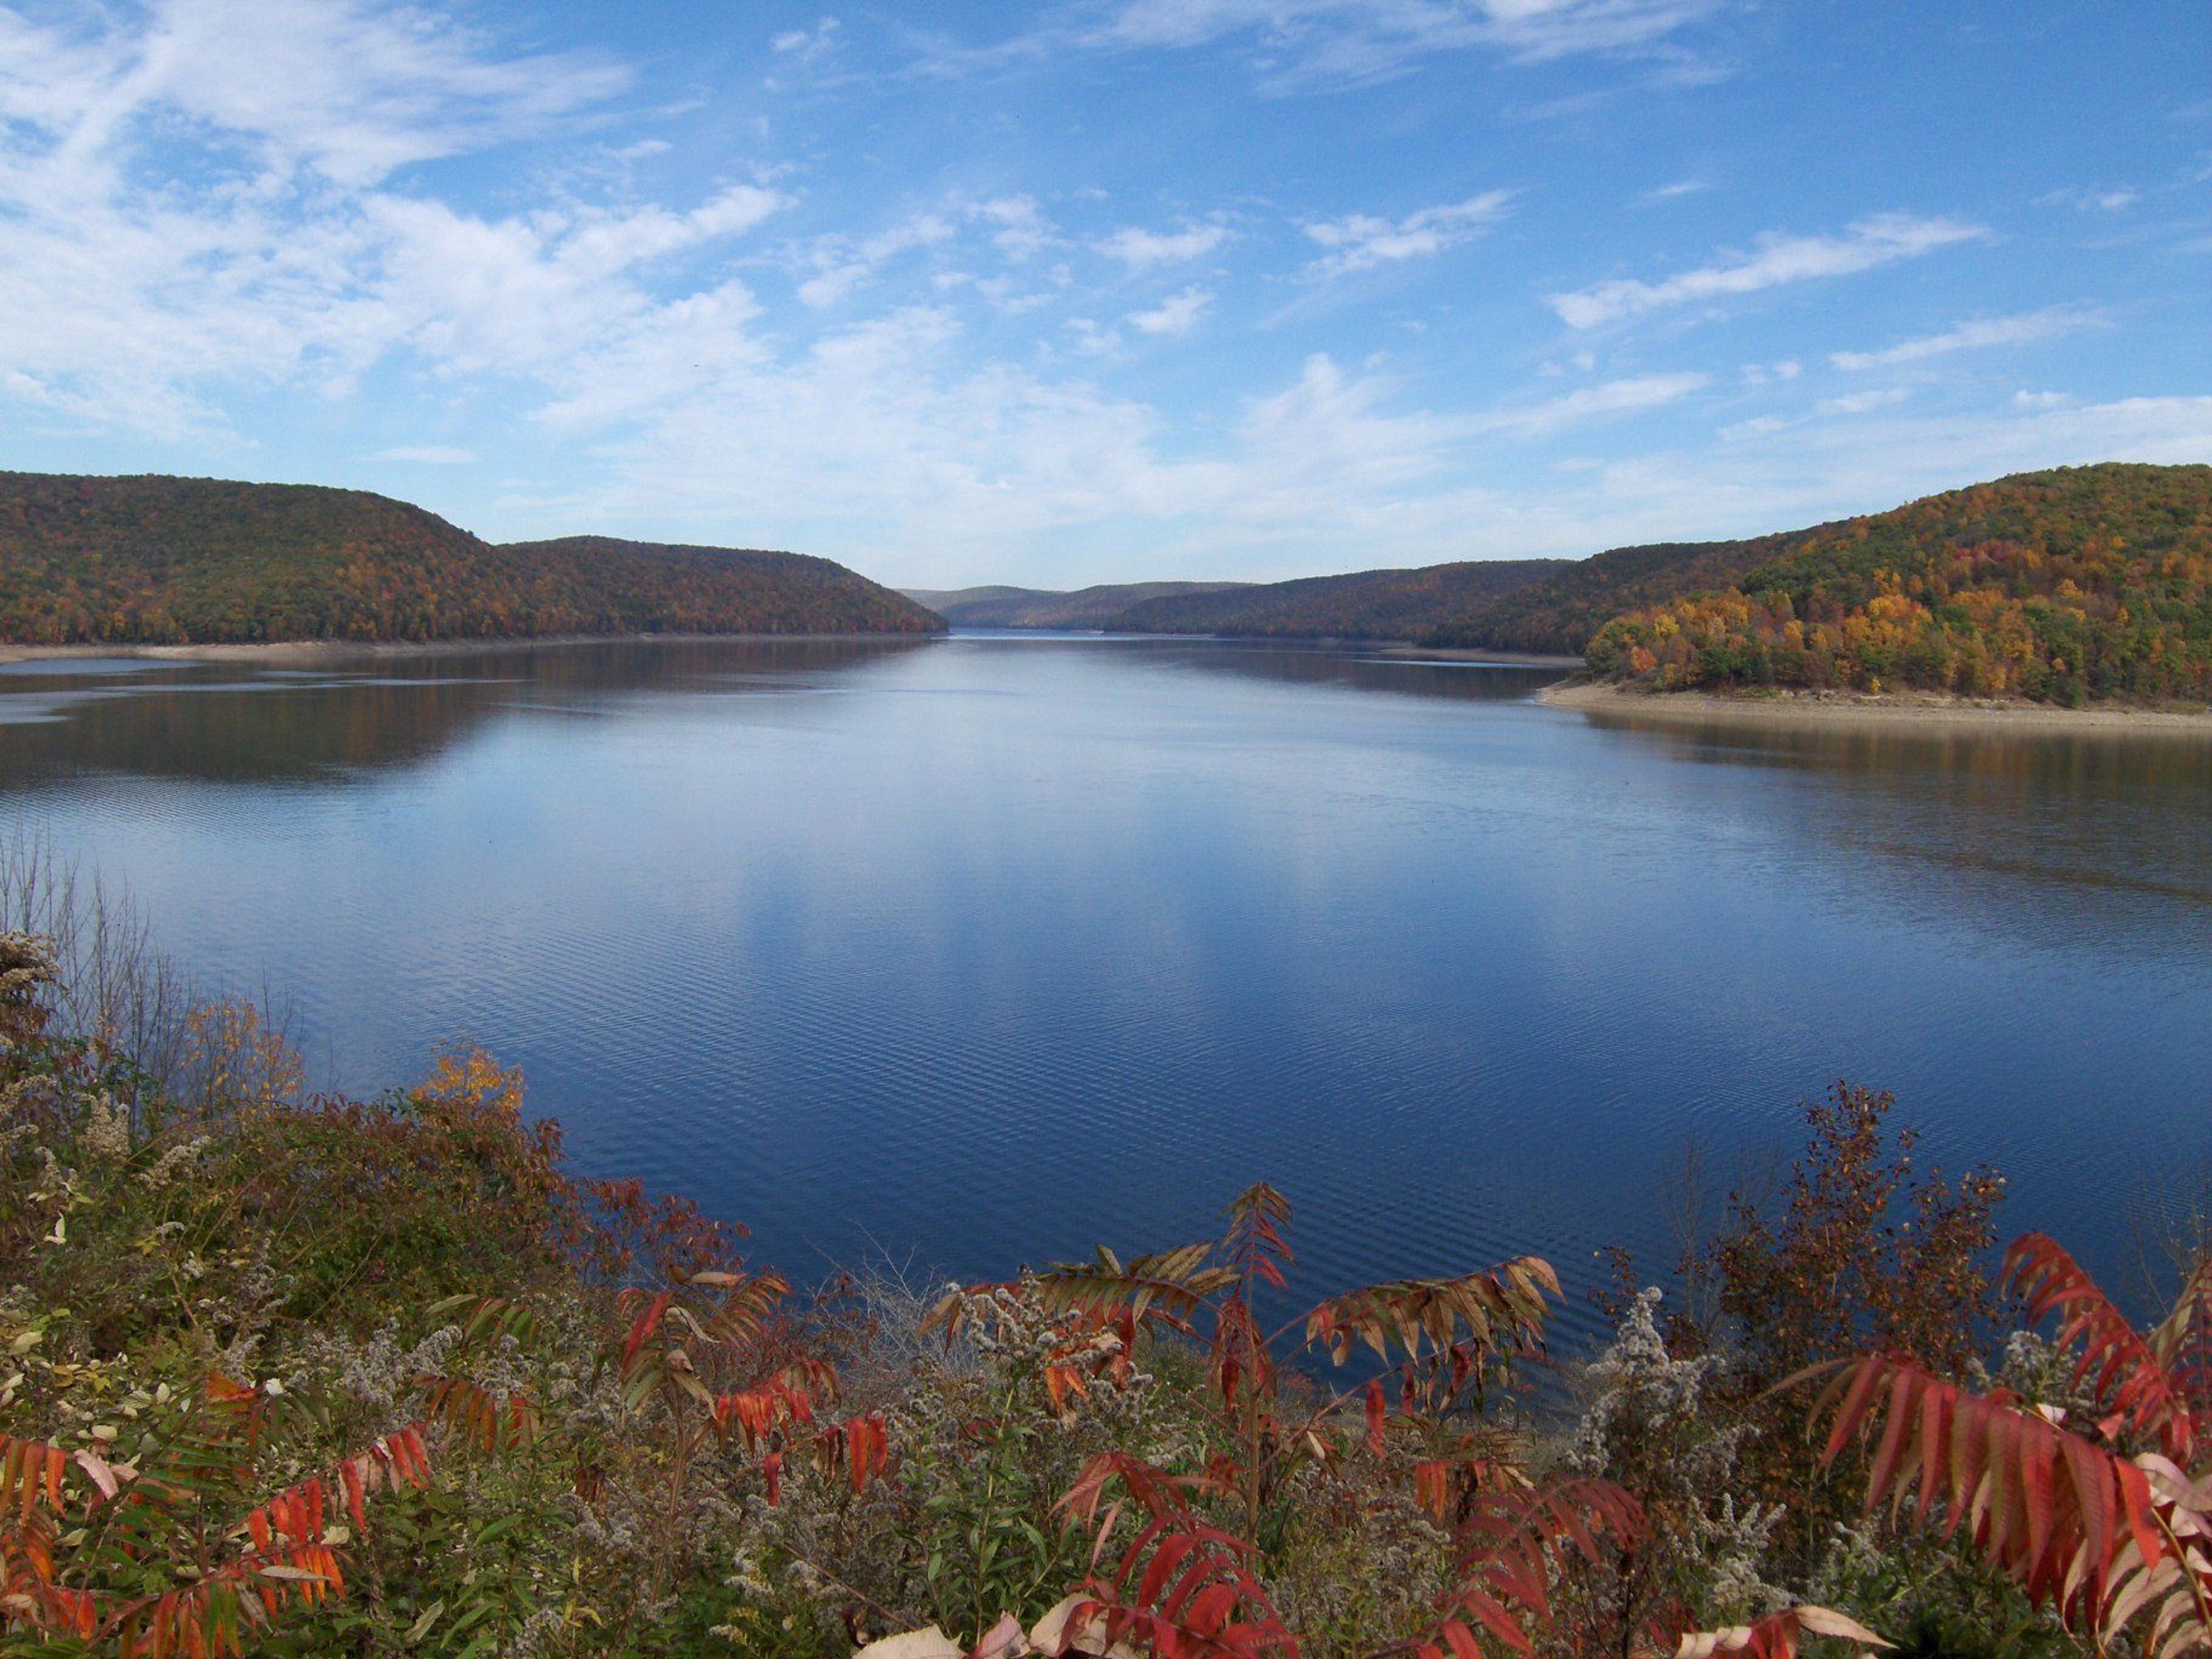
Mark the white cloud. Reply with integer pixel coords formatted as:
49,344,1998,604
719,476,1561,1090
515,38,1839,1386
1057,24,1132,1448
1126,287,1213,335
771,18,841,60
1550,213,1987,328
1092,0,1725,84
2039,185,2140,213
1096,223,1233,268
1066,318,1123,356
1828,305,2105,370
1717,414,1786,441
797,214,956,309
1476,0,1725,62
1478,372,1708,434
791,203,1051,317
1638,179,1711,204
974,196,1054,262
2013,389,2070,409
373,445,476,464
1816,387,1912,415
0,0,774,437
134,0,627,188
1304,192,1513,276
1,0,2195,589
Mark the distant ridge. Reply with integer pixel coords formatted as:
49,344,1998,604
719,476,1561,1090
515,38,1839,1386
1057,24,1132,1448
1098,559,1570,641
0,474,942,644
903,581,1249,629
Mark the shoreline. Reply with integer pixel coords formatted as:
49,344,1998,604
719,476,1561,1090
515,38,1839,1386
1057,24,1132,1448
1373,643,1584,668
893,625,1584,666
1539,677,2212,736
0,630,945,666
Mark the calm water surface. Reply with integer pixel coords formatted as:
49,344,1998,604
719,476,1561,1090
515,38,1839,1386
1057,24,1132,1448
6,635,2210,1342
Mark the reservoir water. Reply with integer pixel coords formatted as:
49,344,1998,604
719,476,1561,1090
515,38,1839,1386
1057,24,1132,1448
5,633,2209,1342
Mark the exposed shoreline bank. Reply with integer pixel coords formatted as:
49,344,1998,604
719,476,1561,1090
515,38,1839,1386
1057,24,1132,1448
0,630,944,667
1539,677,2212,735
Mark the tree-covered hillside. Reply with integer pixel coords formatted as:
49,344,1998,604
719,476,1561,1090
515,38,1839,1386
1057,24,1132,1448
1584,464,2212,704
903,581,1249,628
1415,535,1809,656
0,474,943,643
1101,558,1568,640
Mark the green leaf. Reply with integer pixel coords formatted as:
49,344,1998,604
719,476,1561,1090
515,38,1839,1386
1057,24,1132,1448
405,1599,446,1642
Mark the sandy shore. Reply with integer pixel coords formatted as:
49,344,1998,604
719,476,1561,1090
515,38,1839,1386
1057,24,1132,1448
0,631,944,667
1539,678,2212,736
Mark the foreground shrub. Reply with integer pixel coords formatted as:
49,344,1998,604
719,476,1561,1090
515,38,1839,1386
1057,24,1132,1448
0,928,890,1654
1814,1230,2212,1655
0,916,2174,1658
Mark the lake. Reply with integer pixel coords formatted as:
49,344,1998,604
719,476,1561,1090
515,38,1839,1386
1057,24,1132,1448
5,633,2209,1344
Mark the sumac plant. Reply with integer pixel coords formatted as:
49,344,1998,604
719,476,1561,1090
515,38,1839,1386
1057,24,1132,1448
0,1375,434,1656
933,1184,1649,1657
1815,1230,2212,1656
608,1256,889,1597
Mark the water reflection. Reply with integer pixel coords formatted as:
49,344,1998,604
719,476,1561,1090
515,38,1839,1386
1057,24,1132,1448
1,635,2206,1337
1563,707,2212,950
0,638,935,786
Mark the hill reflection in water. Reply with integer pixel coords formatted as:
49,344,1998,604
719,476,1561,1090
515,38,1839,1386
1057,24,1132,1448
1,634,2206,1347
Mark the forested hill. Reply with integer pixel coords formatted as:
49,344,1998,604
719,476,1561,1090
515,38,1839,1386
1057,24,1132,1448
0,474,942,644
904,581,1249,628
1415,534,1808,656
1582,464,2212,704
1099,558,1569,641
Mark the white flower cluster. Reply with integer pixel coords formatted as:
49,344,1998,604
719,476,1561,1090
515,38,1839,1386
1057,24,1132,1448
78,1092,131,1162
135,1135,210,1190
1569,1289,1786,1623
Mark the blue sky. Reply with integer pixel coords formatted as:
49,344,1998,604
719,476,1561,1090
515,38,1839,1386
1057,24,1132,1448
1,1,2207,586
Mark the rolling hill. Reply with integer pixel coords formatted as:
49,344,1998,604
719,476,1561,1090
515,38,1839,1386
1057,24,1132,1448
1582,464,2212,704
1413,535,1809,656
0,474,942,644
902,581,1248,629
1099,559,1570,641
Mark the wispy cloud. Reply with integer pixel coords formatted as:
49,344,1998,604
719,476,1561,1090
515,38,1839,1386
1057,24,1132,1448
1096,223,1233,268
1478,372,1709,434
1126,287,1213,335
130,0,627,188
1550,213,1987,328
1637,179,1711,204
1816,387,1912,416
1304,192,1513,276
1,0,2196,588
1092,0,1726,84
797,214,956,308
770,18,842,65
0,0,784,439
975,196,1055,261
1829,305,2105,371
2037,185,2140,213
